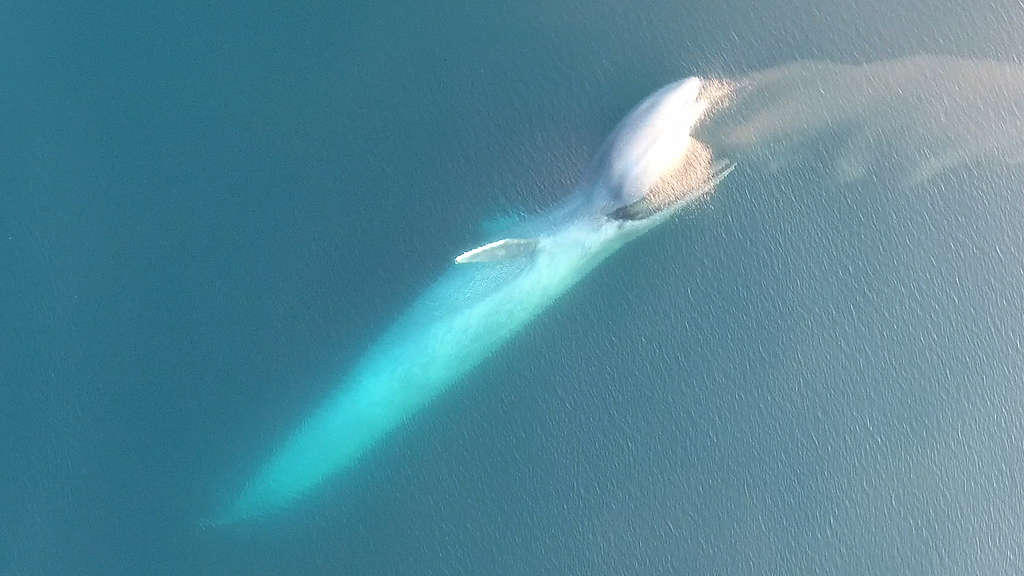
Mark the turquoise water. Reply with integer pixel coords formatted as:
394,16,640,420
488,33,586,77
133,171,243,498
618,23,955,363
5,1,1024,574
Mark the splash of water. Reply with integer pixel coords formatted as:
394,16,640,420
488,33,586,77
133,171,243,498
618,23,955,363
697,57,1024,185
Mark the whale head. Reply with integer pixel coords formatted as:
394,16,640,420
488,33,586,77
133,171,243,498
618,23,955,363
454,78,733,265
581,77,730,222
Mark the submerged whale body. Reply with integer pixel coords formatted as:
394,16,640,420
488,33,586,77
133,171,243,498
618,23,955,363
215,77,732,523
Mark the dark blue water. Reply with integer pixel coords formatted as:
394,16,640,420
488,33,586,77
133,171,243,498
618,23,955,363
5,1,1024,574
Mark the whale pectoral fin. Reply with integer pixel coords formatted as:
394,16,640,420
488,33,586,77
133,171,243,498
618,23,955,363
686,160,735,204
705,159,735,187
710,160,736,186
454,237,539,264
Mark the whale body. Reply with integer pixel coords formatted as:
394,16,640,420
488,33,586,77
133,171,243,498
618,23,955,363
216,77,733,523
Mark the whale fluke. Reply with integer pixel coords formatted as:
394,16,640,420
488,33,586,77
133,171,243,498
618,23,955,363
454,238,539,264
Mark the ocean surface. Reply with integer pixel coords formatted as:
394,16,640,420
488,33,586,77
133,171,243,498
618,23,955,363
4,1,1024,574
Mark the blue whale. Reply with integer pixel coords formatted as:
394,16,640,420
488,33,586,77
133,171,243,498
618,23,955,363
216,77,734,523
